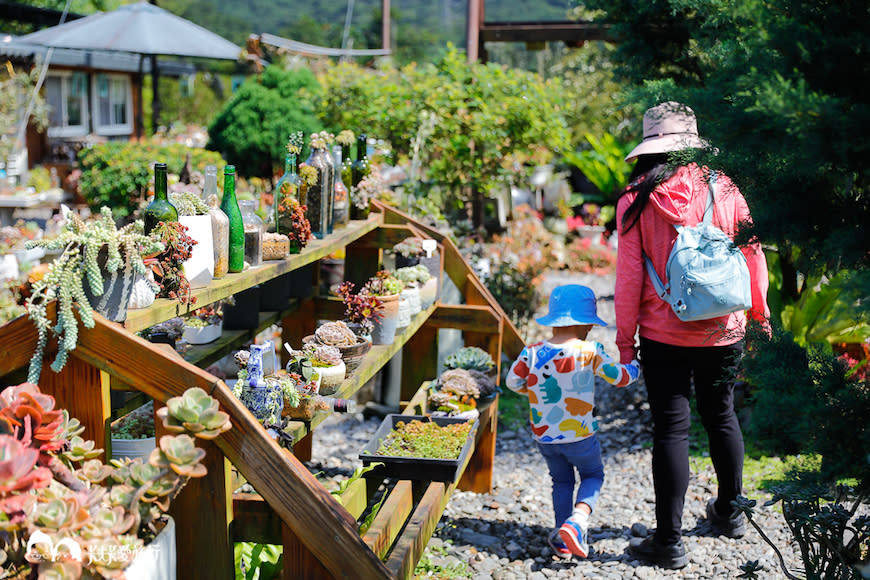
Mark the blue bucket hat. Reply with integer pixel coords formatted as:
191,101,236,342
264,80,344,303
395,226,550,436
535,284,608,327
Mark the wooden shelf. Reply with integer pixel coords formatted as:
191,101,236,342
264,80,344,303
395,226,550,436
123,216,381,333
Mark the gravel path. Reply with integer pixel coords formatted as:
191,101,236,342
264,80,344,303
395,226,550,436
310,272,803,579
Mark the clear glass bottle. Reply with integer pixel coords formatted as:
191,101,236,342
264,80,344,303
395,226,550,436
332,145,349,228
220,165,245,273
239,199,264,267
273,153,299,235
144,162,178,235
303,145,334,239
202,165,229,278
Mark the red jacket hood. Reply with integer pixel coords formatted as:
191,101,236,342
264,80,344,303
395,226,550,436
646,163,737,228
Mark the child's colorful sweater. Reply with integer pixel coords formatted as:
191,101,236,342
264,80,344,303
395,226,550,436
505,339,639,444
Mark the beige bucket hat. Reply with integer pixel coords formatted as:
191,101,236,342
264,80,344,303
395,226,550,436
624,101,708,162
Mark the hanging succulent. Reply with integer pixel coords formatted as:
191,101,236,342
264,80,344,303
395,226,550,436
24,208,163,384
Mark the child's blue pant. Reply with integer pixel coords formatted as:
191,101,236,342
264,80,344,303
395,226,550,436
536,435,604,527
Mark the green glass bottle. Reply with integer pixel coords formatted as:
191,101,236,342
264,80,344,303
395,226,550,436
143,162,178,235
220,165,245,273
350,133,370,188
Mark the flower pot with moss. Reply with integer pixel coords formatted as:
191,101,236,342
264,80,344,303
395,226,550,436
364,272,405,345
110,400,156,462
359,414,478,482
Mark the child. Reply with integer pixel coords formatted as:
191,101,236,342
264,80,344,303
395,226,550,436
505,284,639,559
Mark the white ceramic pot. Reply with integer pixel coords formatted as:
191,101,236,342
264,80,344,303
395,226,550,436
123,516,177,580
111,436,156,462
179,214,214,288
316,361,346,395
396,295,411,329
419,277,438,310
401,286,421,315
182,321,222,345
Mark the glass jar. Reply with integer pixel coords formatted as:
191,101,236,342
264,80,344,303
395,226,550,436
239,199,264,267
273,153,300,236
332,145,349,228
202,165,229,278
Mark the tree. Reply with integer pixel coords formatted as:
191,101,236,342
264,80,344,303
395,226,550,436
206,65,324,179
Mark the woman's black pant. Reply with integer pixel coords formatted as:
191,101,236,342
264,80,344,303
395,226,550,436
639,337,744,546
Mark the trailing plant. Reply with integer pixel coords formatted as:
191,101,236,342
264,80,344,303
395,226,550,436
444,346,494,373
336,282,382,336
147,221,197,306
0,382,231,578
24,208,163,383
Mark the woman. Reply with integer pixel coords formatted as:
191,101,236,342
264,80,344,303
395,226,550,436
615,102,769,569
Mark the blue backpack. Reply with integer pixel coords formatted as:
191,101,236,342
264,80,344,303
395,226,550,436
643,172,752,322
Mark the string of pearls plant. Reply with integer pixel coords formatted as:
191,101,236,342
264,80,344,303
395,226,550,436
24,208,163,383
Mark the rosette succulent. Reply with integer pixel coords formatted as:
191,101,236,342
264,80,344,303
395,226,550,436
314,320,358,347
156,387,231,440
0,383,230,578
444,346,495,373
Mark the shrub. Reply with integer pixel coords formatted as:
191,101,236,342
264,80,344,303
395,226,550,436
207,66,324,179
77,142,224,219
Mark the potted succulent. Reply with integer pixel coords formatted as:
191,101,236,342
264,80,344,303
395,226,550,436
0,382,231,579
392,236,425,269
181,301,225,345
396,264,436,310
110,400,156,462
336,281,382,339
305,320,371,376
23,207,164,384
444,346,496,375
146,220,198,307
363,271,405,345
169,190,214,288
429,366,498,417
393,267,423,316
302,343,345,395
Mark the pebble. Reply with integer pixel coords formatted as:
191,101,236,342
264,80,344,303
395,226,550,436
308,273,812,579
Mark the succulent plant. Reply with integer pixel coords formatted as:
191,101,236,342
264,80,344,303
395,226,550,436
444,346,495,372
336,281,382,335
394,264,432,286
168,190,209,216
364,270,405,297
393,236,425,258
156,386,232,440
314,320,358,347
437,368,481,398
23,208,164,383
304,343,343,367
0,383,230,577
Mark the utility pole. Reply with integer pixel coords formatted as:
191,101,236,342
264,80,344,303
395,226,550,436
382,0,390,54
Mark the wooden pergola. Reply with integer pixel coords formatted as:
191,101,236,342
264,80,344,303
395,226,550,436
464,0,616,62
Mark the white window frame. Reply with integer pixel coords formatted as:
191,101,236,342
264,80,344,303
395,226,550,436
91,73,133,137
45,71,89,138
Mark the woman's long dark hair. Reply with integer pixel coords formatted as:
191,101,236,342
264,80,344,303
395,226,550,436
619,153,679,233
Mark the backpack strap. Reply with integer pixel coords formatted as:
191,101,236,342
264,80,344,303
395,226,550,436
702,171,718,225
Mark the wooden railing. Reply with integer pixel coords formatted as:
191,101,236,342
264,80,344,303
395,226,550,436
0,203,524,579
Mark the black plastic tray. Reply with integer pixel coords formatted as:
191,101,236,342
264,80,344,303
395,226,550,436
359,414,478,482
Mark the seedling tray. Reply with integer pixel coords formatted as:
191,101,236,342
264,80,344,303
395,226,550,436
359,414,478,482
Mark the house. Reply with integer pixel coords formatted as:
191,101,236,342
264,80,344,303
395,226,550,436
1,34,194,182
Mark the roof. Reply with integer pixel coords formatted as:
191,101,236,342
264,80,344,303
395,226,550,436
1,35,196,76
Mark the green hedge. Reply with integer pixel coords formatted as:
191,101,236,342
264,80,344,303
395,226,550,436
77,142,225,219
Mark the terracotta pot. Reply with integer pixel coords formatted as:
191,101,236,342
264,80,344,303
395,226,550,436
371,293,400,344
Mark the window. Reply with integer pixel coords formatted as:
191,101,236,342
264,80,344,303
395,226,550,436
45,72,89,138
92,74,132,136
